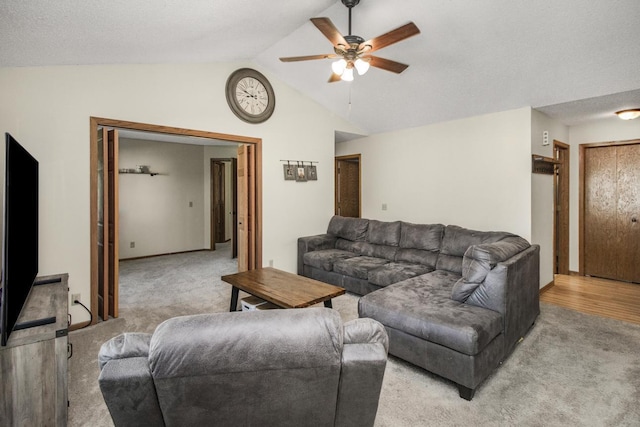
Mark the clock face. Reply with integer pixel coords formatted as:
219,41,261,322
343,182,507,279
225,69,275,123
235,77,269,116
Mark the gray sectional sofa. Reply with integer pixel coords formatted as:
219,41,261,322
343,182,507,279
298,215,540,400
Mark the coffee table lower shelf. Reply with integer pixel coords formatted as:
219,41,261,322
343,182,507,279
221,267,345,311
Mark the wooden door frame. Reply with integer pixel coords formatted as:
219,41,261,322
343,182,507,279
578,138,640,276
553,140,570,275
89,117,262,326
335,154,361,217
210,158,236,251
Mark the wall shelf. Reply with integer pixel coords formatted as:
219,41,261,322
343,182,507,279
119,170,160,177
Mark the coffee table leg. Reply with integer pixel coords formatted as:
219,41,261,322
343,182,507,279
230,287,239,312
323,299,333,309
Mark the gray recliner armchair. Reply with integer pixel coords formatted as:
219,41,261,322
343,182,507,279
98,308,388,427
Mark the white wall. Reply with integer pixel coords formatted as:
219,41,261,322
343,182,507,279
530,110,569,287
0,63,361,324
336,107,533,241
118,138,205,258
567,117,640,272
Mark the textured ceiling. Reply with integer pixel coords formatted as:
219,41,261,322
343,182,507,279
2,0,639,134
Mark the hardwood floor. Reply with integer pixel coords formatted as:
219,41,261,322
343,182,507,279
541,274,640,325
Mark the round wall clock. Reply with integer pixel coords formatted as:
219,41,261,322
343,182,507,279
225,68,276,124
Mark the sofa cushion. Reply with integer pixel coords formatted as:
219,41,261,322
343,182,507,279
399,222,444,251
327,216,369,242
334,256,390,280
436,225,513,275
361,243,398,261
451,236,531,302
336,238,368,254
358,271,503,356
395,248,439,269
368,262,433,287
304,249,358,272
368,220,401,246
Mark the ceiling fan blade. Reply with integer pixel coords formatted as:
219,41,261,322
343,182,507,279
280,54,338,62
328,73,342,83
359,22,420,53
367,56,410,74
311,17,349,48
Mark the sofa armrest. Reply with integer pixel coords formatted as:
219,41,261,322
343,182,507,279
335,319,388,427
465,245,540,355
98,357,165,427
297,234,337,274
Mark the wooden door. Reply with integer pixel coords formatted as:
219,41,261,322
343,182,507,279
211,160,226,246
616,144,640,282
584,143,640,283
98,128,119,321
231,158,238,258
97,128,107,320
237,145,256,271
554,141,570,274
106,129,119,318
335,155,361,217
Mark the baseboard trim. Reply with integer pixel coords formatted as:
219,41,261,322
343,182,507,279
69,320,91,331
120,248,208,262
569,270,580,276
539,280,555,294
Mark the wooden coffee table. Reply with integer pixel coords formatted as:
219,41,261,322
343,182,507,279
222,267,346,311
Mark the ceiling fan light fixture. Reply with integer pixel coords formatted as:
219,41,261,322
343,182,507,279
616,109,640,120
332,59,347,75
354,58,370,75
341,67,354,81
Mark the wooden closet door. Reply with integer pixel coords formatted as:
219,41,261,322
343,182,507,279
584,146,618,280
584,143,640,283
616,144,640,282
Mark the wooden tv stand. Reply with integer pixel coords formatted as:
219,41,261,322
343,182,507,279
0,273,69,426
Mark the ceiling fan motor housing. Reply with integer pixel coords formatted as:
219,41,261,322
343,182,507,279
342,0,360,8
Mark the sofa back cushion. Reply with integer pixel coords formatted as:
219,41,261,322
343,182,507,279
399,222,444,251
367,220,401,246
436,225,513,275
361,242,398,261
327,216,369,242
395,249,439,269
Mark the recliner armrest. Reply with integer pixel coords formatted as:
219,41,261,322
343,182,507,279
99,357,165,427
343,317,389,352
336,318,388,427
297,234,338,274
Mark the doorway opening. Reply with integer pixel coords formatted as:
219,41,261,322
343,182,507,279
210,158,238,257
89,117,262,326
553,140,570,275
335,154,361,217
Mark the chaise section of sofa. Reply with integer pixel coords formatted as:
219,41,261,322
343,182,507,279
298,216,540,400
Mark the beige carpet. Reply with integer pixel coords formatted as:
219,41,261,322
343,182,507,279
68,245,640,426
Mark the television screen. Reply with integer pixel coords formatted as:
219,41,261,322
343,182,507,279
0,133,39,346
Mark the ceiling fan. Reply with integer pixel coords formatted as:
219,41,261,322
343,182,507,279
279,0,420,82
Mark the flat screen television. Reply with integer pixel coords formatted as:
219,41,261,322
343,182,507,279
0,133,39,346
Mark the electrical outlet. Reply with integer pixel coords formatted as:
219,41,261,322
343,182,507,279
71,293,81,305
130,241,135,248
189,201,193,207
382,203,388,211
268,259,274,267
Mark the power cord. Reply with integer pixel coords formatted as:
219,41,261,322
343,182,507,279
73,299,93,330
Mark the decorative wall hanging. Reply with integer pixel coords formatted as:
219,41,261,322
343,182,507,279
281,160,318,182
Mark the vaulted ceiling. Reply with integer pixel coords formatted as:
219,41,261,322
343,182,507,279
2,0,639,134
